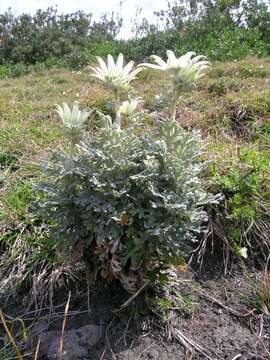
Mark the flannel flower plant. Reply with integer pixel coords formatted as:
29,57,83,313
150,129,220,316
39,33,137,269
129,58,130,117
35,51,219,293
141,50,211,121
91,53,144,128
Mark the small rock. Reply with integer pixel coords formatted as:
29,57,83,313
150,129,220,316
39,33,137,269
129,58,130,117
38,324,102,360
146,349,159,359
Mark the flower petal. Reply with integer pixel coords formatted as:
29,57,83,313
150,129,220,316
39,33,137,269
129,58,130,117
151,55,168,69
166,50,177,67
123,60,134,75
116,53,124,71
107,54,115,73
96,56,108,74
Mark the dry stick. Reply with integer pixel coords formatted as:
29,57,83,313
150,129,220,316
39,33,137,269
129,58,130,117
135,342,156,360
99,348,106,360
113,314,133,348
231,355,242,360
0,309,24,360
34,339,41,360
87,283,90,317
9,309,90,324
99,348,107,360
258,314,264,338
59,291,71,359
105,316,117,360
198,291,254,318
171,326,214,360
123,314,133,346
115,282,149,312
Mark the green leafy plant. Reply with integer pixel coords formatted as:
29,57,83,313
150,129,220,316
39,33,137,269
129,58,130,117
35,93,218,292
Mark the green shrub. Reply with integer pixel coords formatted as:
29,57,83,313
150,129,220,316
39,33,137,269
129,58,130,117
206,145,270,262
0,65,11,79
61,42,121,69
87,41,120,59
238,64,270,78
35,119,218,292
207,28,269,61
10,63,31,78
62,49,93,69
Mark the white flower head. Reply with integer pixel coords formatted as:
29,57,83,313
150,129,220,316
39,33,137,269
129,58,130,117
141,50,211,90
238,247,248,259
90,53,144,93
56,102,90,129
119,98,143,117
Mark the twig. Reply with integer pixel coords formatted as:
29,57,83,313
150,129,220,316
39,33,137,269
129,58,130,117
34,339,41,360
99,348,106,360
115,282,149,312
59,291,71,359
135,342,156,360
231,355,242,360
124,314,133,346
198,291,254,317
258,314,264,338
171,326,214,360
105,316,117,360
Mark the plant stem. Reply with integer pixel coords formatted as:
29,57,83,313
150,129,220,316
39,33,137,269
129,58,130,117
115,109,121,129
114,90,121,129
170,87,179,121
171,99,177,121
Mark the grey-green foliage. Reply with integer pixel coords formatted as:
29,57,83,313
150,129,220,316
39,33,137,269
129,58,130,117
35,119,218,292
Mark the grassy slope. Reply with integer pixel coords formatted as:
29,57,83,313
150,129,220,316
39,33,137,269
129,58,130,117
0,57,270,359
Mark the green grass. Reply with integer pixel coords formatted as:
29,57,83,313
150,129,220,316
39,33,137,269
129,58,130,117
0,181,34,223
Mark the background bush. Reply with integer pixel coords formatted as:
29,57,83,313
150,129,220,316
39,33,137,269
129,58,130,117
0,0,269,74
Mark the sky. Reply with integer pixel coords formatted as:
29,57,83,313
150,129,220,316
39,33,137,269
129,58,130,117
0,0,168,38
